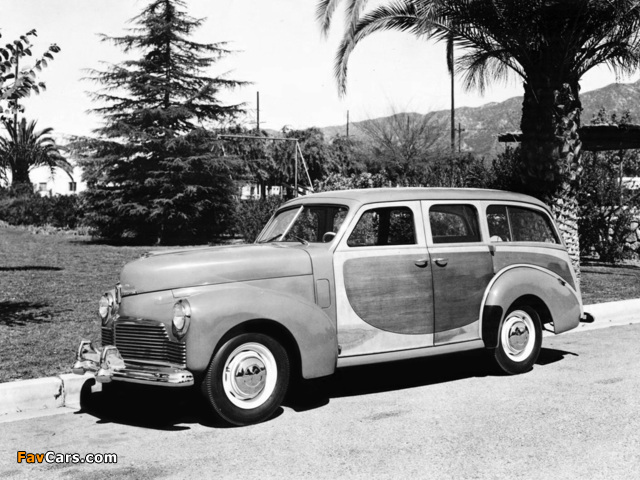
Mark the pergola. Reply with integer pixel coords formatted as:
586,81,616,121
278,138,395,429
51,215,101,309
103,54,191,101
498,124,640,151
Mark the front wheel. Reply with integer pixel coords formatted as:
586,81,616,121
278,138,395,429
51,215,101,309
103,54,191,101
493,306,542,375
203,333,290,426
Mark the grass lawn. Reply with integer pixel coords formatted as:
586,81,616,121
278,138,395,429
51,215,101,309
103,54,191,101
1,225,639,383
0,227,161,383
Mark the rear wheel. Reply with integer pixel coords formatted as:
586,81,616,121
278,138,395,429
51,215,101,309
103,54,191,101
493,306,542,375
203,333,289,426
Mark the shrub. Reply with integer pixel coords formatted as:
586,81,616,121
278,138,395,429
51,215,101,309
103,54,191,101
316,172,392,191
0,191,84,229
233,196,283,243
577,150,640,262
316,154,493,191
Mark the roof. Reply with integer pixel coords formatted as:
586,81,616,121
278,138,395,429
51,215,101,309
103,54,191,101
283,187,549,211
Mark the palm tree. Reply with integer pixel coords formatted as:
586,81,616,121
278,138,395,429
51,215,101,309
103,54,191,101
0,118,73,188
317,0,640,275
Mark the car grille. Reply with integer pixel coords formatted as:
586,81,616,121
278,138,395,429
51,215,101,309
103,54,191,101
102,327,114,346
103,321,186,367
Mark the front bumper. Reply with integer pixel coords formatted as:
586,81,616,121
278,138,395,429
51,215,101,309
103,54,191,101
72,340,194,387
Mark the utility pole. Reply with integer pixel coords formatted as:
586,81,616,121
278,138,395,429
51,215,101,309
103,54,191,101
256,91,260,135
346,110,350,138
451,67,455,152
294,140,298,197
448,32,455,153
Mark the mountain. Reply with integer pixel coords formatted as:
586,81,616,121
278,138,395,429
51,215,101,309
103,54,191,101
321,80,640,158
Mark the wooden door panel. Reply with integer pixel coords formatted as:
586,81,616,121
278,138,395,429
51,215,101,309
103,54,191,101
344,255,433,335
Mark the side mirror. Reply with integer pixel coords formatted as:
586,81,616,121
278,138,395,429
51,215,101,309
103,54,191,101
322,231,336,243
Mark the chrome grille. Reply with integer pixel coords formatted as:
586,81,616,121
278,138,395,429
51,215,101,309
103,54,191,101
102,327,114,346
114,322,186,367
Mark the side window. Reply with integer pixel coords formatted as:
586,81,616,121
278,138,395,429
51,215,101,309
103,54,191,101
486,205,512,242
509,206,559,243
486,205,559,244
347,206,416,247
429,204,481,244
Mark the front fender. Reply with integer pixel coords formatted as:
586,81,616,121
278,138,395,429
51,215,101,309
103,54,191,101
179,282,337,379
481,265,582,347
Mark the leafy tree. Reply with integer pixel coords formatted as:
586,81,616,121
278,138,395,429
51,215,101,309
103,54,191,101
0,30,60,189
218,127,281,200
577,108,640,262
0,118,71,187
274,128,340,186
80,0,247,243
330,134,368,175
357,110,445,182
0,30,59,117
317,0,640,275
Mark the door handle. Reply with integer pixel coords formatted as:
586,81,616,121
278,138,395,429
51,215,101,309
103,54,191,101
434,258,449,267
414,258,429,268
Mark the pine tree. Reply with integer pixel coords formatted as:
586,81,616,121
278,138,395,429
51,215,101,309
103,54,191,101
80,0,246,244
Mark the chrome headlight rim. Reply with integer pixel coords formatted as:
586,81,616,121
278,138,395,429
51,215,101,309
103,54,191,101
172,299,191,340
98,292,115,325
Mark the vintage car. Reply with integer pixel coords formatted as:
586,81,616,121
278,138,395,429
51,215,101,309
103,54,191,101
73,188,584,425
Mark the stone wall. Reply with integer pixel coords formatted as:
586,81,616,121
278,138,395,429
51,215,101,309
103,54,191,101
626,214,640,253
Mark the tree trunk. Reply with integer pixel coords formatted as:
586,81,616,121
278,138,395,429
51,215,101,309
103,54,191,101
11,161,32,188
520,80,583,280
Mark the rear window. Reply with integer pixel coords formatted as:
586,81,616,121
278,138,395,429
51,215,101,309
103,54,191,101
487,205,559,244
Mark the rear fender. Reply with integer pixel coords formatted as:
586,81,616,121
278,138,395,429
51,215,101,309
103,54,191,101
481,265,581,348
179,283,337,379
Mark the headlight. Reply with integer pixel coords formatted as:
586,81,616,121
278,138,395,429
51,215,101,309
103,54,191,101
172,300,191,339
98,293,115,325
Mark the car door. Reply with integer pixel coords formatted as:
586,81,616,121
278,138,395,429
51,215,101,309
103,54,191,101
333,201,435,359
423,201,494,345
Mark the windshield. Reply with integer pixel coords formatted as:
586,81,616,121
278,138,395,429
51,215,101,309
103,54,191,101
257,204,348,244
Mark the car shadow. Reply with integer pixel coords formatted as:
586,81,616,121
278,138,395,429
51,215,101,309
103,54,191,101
77,382,228,431
0,301,54,326
0,266,63,271
78,347,576,430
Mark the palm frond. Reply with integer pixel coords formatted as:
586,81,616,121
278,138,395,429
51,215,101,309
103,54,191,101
317,0,343,36
334,1,426,93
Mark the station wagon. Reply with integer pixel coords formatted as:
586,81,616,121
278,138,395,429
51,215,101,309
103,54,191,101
73,188,583,425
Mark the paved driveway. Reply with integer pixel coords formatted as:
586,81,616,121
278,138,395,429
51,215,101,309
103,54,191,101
1,324,639,480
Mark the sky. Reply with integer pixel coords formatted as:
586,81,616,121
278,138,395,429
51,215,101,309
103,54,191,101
3,0,639,138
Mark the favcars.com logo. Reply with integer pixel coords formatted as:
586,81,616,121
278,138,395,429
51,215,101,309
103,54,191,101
17,451,117,464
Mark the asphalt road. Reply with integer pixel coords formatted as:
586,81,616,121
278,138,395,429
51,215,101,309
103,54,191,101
1,324,639,480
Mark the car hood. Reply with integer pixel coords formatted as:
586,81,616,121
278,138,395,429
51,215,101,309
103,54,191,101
119,243,312,295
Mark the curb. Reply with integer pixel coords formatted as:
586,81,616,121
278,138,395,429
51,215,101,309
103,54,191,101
0,373,98,417
1,299,639,419
581,298,640,328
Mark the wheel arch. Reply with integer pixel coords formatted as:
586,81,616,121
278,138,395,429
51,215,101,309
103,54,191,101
481,265,581,348
183,284,337,380
212,318,303,385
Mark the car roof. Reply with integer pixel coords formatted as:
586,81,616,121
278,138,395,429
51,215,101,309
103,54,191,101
283,187,550,211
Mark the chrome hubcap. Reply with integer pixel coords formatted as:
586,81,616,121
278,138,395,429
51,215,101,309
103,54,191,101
233,358,266,398
501,311,535,362
222,342,277,409
507,321,530,354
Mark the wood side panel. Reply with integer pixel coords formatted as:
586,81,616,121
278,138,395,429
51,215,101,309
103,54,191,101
344,255,433,334
432,250,494,333
493,251,575,289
